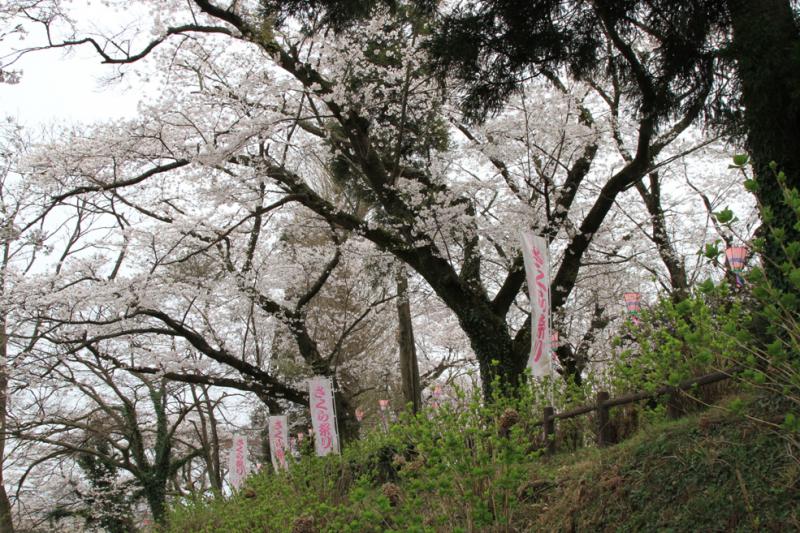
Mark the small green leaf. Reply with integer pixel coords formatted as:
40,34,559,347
770,227,786,241
729,398,744,414
786,242,800,261
698,279,716,293
675,300,692,315
732,154,749,166
715,207,734,224
704,243,720,259
783,413,799,432
789,268,800,289
779,292,798,310
767,340,785,359
762,206,774,224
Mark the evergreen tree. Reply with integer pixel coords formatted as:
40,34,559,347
426,0,800,295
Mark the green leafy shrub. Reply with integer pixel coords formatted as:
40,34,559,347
608,156,800,440
165,379,558,533
612,285,747,390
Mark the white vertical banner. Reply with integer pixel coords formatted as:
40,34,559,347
520,232,552,377
228,434,249,490
268,415,290,471
308,376,340,456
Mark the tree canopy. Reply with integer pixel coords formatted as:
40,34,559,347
0,0,787,527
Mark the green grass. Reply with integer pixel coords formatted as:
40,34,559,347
524,406,800,532
164,397,800,532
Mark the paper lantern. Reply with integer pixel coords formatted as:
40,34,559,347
623,292,641,312
623,292,642,324
725,246,748,286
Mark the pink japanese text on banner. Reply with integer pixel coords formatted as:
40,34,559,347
228,434,249,490
520,232,552,378
268,415,290,471
308,376,340,456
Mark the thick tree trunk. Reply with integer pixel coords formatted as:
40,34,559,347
396,266,421,413
464,309,526,398
144,479,167,525
393,245,527,398
0,261,13,533
333,390,359,444
204,392,222,492
0,484,11,533
0,351,12,533
727,0,800,293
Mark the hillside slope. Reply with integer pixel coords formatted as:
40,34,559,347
166,401,799,532
522,407,798,532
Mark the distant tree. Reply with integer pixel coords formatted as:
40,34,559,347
11,353,206,524
0,121,26,533
72,439,136,533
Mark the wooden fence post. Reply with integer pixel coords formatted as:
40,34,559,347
666,387,682,420
543,406,555,455
596,391,614,447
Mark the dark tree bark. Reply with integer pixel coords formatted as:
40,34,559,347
0,316,13,533
636,172,689,300
396,266,421,413
0,240,14,533
727,0,800,293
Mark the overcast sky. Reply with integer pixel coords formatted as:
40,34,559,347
0,3,145,129
0,46,140,128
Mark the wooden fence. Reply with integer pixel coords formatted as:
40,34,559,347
534,367,739,454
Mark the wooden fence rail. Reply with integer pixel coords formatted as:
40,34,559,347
534,367,739,453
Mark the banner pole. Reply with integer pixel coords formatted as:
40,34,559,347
329,376,342,455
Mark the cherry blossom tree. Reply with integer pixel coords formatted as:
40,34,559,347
0,122,245,528
0,9,760,527
0,0,749,397
8,344,224,525
0,119,28,533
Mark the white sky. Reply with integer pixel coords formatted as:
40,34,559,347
0,45,140,127
0,1,150,129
